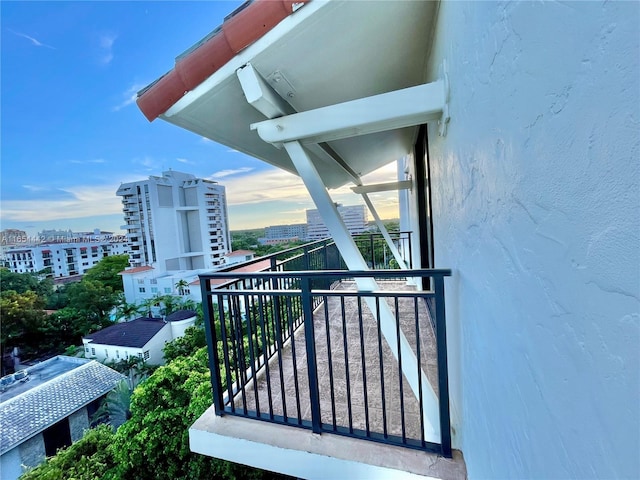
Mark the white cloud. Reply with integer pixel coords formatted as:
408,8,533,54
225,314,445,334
1,183,123,222
176,158,192,164
98,33,117,65
10,30,55,49
113,83,145,112
22,185,50,193
200,137,214,144
210,167,254,179
69,158,106,165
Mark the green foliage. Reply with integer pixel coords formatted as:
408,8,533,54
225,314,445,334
0,268,53,299
65,279,120,324
92,380,132,429
0,290,48,356
82,255,129,292
163,325,207,363
111,347,214,480
20,424,118,480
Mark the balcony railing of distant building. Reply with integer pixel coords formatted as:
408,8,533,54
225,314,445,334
199,233,453,456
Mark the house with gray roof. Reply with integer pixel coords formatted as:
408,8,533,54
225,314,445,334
82,311,197,365
0,356,124,480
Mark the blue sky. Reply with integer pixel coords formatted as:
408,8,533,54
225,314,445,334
1,1,398,236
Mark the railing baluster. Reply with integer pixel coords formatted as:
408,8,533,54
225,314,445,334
375,296,387,438
357,295,370,437
394,296,406,444
340,296,353,434
323,294,336,430
257,294,273,419
435,275,452,458
301,276,321,434
415,296,426,448
201,279,224,415
286,295,302,425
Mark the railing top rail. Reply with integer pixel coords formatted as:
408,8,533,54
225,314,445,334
200,268,452,281
214,231,412,273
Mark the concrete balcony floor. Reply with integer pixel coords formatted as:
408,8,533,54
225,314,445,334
191,280,466,479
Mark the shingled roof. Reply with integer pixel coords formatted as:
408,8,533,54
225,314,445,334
84,317,166,348
0,357,124,455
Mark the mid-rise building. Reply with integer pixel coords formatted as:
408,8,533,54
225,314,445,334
116,170,230,271
306,204,367,240
2,240,129,277
258,223,307,245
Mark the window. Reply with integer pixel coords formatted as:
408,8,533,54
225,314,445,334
151,287,158,293
143,350,150,361
91,348,95,356
164,287,171,293
139,287,146,293
105,349,109,358
116,350,120,359
138,352,143,359
150,279,157,284
137,279,145,284
85,347,89,353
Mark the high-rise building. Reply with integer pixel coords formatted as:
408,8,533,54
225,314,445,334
116,170,230,271
306,204,368,240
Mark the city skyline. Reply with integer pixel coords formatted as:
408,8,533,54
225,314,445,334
0,2,400,238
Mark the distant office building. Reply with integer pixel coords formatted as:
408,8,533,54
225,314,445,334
306,204,368,240
116,170,231,271
258,223,307,245
2,240,128,277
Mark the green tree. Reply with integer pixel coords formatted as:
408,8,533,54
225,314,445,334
163,326,207,363
66,280,119,325
0,290,48,356
82,255,129,292
175,279,189,295
0,268,53,299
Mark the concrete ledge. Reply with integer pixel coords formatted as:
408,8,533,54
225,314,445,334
189,407,466,480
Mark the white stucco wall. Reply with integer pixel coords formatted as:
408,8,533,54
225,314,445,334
419,2,639,479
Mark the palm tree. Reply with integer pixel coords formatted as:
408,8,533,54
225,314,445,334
140,296,161,317
92,380,132,429
116,302,141,322
174,279,190,296
159,294,180,316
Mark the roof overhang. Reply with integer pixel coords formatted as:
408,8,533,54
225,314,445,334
138,0,440,189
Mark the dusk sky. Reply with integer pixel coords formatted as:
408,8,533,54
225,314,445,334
1,1,399,237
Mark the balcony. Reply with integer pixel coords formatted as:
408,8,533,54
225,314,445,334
193,236,465,479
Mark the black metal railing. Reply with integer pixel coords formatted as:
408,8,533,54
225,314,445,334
199,236,453,457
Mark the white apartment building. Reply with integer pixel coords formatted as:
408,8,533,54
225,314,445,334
116,170,231,271
306,204,367,241
2,240,129,277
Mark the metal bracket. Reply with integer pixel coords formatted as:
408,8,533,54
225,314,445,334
438,60,450,137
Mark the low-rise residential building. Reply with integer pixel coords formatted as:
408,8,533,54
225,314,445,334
306,204,367,240
0,356,124,480
82,312,197,365
223,250,255,267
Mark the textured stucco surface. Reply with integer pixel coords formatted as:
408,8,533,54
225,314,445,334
68,407,89,442
19,433,45,469
421,1,639,479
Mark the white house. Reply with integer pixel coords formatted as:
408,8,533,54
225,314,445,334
135,1,639,479
82,311,197,365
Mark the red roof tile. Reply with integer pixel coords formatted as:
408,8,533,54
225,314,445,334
119,266,154,275
137,0,311,122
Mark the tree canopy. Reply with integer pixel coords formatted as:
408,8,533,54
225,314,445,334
82,254,129,292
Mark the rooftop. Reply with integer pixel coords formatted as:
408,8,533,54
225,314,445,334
0,356,124,454
119,265,154,275
83,317,166,348
165,309,197,322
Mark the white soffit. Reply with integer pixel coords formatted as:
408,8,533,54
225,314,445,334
162,1,438,189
